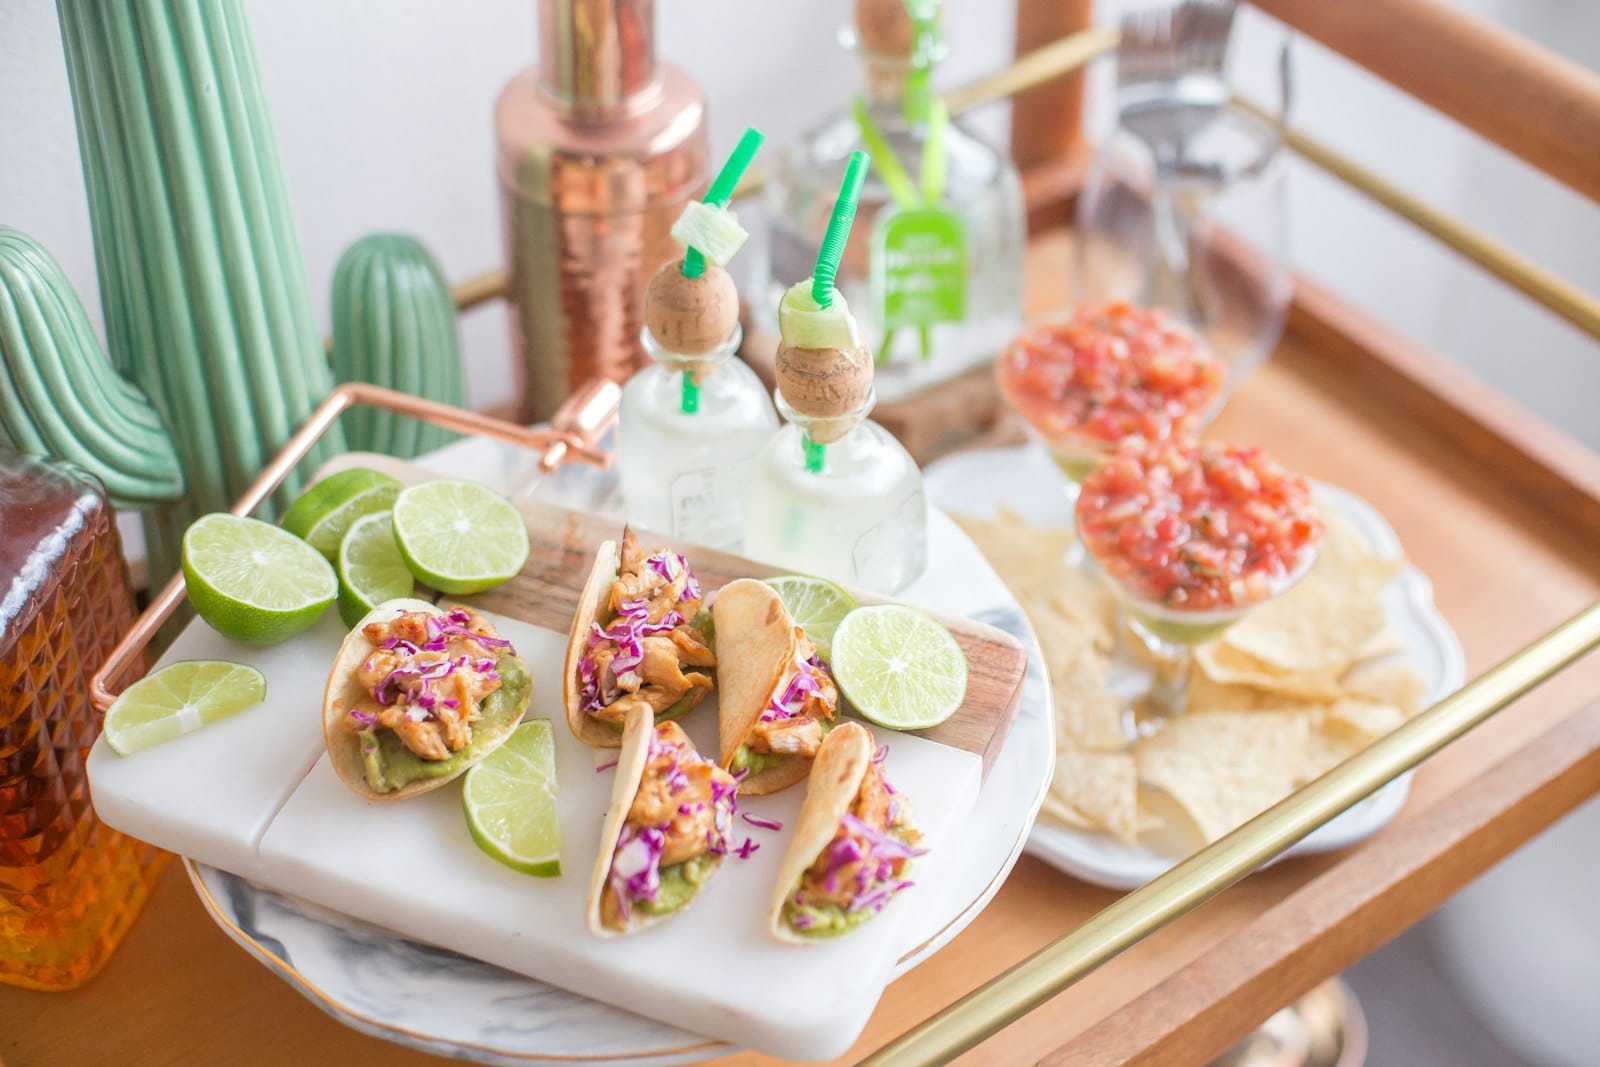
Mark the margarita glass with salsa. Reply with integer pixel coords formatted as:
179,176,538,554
1075,439,1323,724
996,302,1226,490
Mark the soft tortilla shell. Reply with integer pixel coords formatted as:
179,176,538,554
711,579,807,795
564,540,627,748
585,706,724,937
767,722,874,944
322,598,523,802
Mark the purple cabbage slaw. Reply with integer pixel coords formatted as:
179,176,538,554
797,771,928,918
349,609,514,730
607,732,737,922
761,652,830,723
579,551,704,715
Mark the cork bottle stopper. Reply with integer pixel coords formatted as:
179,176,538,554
644,260,740,356
775,343,874,443
855,0,914,58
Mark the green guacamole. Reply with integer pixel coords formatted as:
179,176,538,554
638,853,716,916
785,897,883,938
357,656,529,793
729,745,788,778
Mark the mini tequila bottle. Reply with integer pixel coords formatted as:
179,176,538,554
743,152,929,594
764,0,1026,404
617,130,779,548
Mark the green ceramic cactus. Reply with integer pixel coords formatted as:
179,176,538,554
54,0,345,535
0,228,184,509
331,234,466,458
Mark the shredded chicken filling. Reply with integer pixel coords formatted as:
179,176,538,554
579,528,715,725
346,607,506,762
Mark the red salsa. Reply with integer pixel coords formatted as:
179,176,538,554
1076,441,1323,611
996,303,1225,449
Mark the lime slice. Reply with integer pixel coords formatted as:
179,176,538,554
336,512,415,627
830,605,969,731
280,468,401,559
104,660,267,756
183,514,337,644
463,719,561,877
391,480,529,595
763,575,858,664
670,200,749,267
779,280,860,350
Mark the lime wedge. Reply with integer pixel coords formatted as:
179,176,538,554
830,605,968,731
391,480,529,595
670,200,749,267
779,280,860,350
336,512,415,627
104,660,267,756
183,514,337,644
763,575,858,664
463,719,561,877
280,467,401,559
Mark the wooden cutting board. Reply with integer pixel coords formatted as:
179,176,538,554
328,453,1028,774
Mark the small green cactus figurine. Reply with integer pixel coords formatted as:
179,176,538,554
332,234,467,458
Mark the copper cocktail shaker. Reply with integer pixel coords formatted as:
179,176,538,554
496,0,709,423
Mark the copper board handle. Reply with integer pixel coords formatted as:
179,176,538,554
90,381,619,713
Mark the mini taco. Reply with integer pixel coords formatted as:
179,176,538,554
323,598,530,800
588,706,739,936
565,527,717,748
713,579,841,795
768,722,925,942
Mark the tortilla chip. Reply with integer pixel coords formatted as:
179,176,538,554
1222,573,1388,674
1340,660,1429,716
1040,793,1096,831
1354,626,1408,661
1133,711,1319,843
1195,641,1345,701
1321,699,1407,746
1050,748,1139,844
954,507,1074,596
1053,672,1128,752
1023,594,1103,681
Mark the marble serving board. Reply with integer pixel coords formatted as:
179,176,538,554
89,608,981,1062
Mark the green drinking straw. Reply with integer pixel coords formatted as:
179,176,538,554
678,126,765,415
803,150,872,473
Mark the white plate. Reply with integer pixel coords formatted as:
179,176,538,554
924,444,1467,891
172,434,1056,1065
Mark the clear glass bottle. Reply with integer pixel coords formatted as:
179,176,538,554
763,4,1027,404
617,325,779,548
742,390,927,594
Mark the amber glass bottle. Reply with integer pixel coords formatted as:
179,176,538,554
0,451,165,990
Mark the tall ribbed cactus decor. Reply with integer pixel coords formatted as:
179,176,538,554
0,0,466,588
332,234,465,458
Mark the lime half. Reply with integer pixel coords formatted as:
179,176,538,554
104,660,267,756
280,468,401,559
830,605,969,731
336,512,415,627
392,480,529,595
463,719,561,877
183,514,336,644
763,575,858,664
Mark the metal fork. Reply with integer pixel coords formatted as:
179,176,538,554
1115,0,1239,321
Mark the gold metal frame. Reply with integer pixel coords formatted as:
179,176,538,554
89,380,618,714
